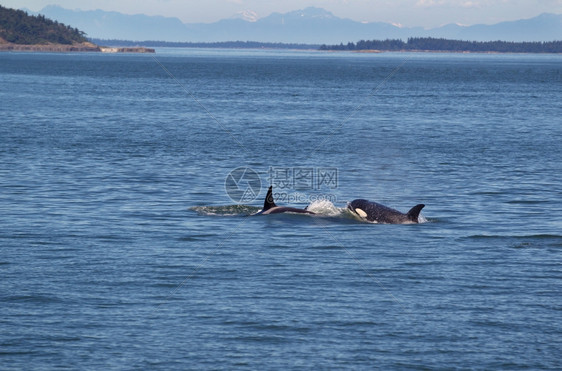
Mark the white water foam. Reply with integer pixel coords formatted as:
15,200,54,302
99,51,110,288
305,200,343,216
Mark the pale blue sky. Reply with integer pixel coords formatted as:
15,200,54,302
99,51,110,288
6,0,562,28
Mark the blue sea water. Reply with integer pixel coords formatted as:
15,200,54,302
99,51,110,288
0,49,561,369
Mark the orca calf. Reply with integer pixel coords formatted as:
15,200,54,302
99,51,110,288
255,186,315,215
348,199,424,224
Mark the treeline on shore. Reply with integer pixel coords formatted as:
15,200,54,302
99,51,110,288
93,37,561,53
0,5,88,45
320,37,562,53
91,39,319,50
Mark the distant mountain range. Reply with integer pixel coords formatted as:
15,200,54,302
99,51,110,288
28,5,562,44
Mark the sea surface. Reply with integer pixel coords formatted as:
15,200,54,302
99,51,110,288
1,49,561,369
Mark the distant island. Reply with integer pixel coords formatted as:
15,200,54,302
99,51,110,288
320,37,562,53
91,39,320,50
0,5,153,53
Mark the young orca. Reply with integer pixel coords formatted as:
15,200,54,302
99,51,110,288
255,186,315,215
348,199,424,224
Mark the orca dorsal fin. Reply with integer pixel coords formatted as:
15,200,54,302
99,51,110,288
407,204,425,223
263,186,277,211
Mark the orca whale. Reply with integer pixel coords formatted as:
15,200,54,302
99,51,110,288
255,186,315,215
348,199,424,224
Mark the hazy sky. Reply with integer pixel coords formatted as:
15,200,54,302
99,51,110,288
6,0,562,28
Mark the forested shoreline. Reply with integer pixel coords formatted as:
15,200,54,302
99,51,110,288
0,5,88,45
320,37,562,53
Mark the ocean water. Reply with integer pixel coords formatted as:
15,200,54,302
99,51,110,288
1,49,561,369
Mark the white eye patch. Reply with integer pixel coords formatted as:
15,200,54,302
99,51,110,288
355,208,367,218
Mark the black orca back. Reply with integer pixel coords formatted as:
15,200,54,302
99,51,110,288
349,199,425,224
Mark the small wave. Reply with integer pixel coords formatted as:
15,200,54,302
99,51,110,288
505,200,549,205
4,294,63,304
189,205,260,216
465,234,561,240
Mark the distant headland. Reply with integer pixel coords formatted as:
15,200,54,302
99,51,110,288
320,38,562,54
0,5,153,53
